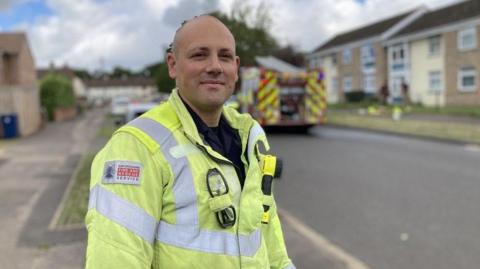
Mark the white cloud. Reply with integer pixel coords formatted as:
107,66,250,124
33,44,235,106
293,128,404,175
18,0,181,71
8,0,464,70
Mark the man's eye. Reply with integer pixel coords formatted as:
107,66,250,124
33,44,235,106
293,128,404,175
220,54,233,60
190,53,204,59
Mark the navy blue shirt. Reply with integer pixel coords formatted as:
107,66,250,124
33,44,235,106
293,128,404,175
181,99,246,188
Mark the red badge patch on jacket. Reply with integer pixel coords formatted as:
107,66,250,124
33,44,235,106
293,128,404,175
102,161,142,185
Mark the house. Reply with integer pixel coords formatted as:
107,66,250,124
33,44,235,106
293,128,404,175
85,76,157,106
386,0,480,106
0,32,41,137
307,8,427,104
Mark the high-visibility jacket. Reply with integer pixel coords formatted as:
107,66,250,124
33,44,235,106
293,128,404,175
85,89,295,269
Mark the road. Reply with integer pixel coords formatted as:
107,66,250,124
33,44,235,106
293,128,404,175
270,126,480,269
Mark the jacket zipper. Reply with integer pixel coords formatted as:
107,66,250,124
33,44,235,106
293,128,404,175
192,140,243,263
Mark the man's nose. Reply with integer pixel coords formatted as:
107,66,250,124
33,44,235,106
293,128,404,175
206,56,223,75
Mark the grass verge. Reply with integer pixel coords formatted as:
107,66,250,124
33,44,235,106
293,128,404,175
56,114,118,227
330,102,480,118
327,111,480,144
56,152,96,226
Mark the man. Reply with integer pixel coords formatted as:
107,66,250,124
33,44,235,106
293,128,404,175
85,15,294,269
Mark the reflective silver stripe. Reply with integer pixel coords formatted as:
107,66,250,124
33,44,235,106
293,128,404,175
129,117,198,226
247,122,267,159
239,228,262,257
128,117,262,257
88,184,157,244
284,263,296,269
156,221,261,257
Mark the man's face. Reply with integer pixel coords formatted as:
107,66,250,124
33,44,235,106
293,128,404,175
167,17,240,113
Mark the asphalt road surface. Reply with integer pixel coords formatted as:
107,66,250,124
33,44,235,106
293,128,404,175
270,126,480,269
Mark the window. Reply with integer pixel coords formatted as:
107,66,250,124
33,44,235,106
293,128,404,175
309,56,320,69
331,77,338,92
342,49,352,64
331,53,337,65
390,44,405,70
428,36,441,55
363,75,376,93
428,71,442,92
343,76,352,92
458,27,477,51
361,44,375,69
316,56,322,68
458,67,476,92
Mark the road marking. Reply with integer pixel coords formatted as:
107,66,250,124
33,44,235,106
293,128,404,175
464,144,480,152
278,208,371,269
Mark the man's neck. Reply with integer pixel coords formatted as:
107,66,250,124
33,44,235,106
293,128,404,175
194,108,221,127
179,94,222,127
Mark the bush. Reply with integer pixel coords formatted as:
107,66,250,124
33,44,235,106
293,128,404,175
345,90,365,102
40,73,75,120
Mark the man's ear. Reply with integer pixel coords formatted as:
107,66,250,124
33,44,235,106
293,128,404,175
166,53,177,79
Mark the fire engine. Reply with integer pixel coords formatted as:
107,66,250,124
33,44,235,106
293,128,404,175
238,66,327,131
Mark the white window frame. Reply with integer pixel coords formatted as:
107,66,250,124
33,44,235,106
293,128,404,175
428,36,441,56
331,53,337,65
342,49,352,64
428,71,442,93
362,75,376,94
458,27,477,51
331,77,338,92
390,44,405,70
343,76,353,92
308,56,319,69
361,44,375,68
457,67,476,92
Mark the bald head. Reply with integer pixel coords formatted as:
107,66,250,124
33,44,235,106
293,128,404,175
170,15,236,56
165,13,240,126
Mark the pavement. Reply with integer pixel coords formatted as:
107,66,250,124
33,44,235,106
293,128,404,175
0,108,104,269
4,107,471,268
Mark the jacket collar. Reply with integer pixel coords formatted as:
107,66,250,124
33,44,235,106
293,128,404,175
168,89,204,144
168,88,253,160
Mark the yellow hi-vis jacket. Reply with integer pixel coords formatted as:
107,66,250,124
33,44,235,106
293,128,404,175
85,89,295,269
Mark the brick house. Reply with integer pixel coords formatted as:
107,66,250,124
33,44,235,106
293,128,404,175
386,0,480,106
308,0,480,107
306,8,426,103
0,32,41,137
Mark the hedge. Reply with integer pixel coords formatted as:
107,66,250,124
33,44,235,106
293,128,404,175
40,73,75,121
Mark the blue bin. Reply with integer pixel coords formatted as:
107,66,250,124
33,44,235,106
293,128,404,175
1,114,18,138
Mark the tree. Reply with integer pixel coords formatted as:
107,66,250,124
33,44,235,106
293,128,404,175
73,69,92,80
210,2,279,66
111,66,133,78
40,73,75,121
273,45,306,67
145,62,176,93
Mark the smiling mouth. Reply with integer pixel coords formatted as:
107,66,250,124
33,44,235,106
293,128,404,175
200,80,225,85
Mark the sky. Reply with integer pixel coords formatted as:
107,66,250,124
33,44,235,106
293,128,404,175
0,0,461,72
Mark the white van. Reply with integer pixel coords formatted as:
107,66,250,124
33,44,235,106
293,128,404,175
111,96,130,116
124,102,158,123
